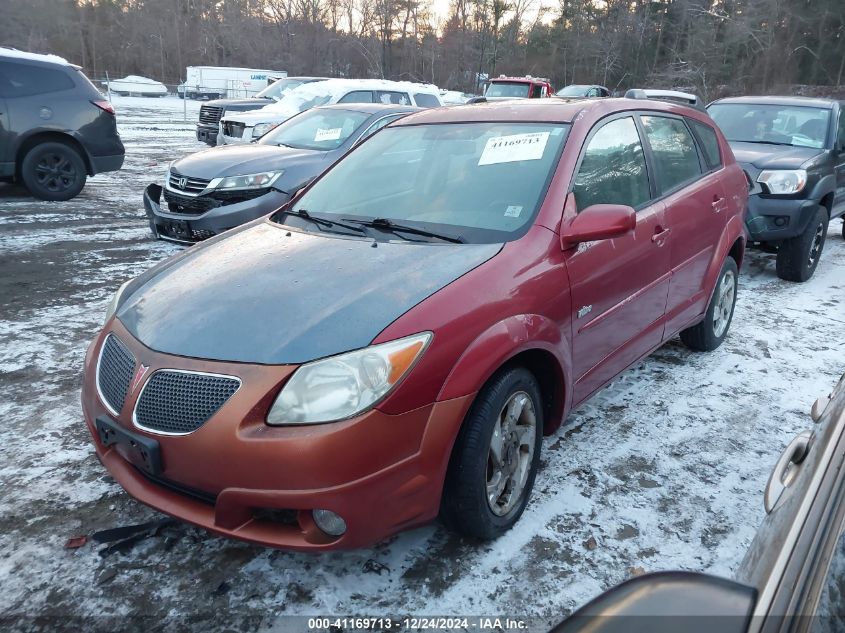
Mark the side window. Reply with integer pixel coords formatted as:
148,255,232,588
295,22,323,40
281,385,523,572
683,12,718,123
376,91,410,105
572,116,651,210
412,92,440,108
338,90,374,104
641,115,703,192
0,61,75,98
689,119,723,171
530,84,542,98
358,114,403,142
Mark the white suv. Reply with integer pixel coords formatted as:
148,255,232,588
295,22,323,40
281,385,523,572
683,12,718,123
218,78,443,144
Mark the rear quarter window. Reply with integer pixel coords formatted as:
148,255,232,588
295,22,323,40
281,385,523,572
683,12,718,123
413,93,440,108
689,119,723,171
0,61,76,98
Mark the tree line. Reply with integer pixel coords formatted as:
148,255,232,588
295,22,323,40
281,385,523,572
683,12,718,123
2,0,844,101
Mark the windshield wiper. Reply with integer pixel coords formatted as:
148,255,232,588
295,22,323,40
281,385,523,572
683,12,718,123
281,209,367,235
737,139,794,146
344,217,464,244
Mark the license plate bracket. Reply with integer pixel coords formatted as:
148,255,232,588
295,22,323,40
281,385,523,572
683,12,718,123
95,416,163,476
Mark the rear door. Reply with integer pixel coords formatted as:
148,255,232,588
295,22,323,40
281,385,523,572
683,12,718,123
639,113,724,336
565,114,671,403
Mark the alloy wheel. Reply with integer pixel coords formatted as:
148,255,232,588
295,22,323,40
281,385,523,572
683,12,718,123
486,391,537,516
712,269,736,338
34,152,77,194
807,221,825,269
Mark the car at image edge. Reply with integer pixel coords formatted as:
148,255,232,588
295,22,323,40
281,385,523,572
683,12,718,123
707,95,845,282
0,48,125,201
552,370,845,633
82,96,747,550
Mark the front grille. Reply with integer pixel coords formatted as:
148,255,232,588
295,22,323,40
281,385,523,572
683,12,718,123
199,105,223,125
134,370,240,434
168,171,211,195
97,334,137,414
222,121,245,138
163,189,220,215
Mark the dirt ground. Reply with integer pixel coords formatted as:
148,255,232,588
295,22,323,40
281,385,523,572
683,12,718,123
1,96,844,632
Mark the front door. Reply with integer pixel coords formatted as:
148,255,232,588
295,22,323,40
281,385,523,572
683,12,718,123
565,115,671,404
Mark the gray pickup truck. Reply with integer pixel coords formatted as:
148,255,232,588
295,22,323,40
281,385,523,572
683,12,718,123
707,96,845,282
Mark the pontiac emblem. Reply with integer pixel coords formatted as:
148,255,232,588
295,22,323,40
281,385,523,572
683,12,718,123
130,364,150,394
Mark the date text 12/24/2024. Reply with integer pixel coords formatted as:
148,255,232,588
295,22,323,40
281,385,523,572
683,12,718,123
307,617,529,630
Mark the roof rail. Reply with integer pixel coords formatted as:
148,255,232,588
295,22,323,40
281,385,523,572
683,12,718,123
624,88,705,111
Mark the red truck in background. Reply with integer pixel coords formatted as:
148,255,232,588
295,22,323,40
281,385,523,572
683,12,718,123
483,75,554,100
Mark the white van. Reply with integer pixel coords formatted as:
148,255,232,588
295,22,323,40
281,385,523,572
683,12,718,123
218,78,442,144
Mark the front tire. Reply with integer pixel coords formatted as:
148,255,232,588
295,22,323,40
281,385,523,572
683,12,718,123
680,257,738,352
775,205,828,282
21,142,87,201
441,367,543,540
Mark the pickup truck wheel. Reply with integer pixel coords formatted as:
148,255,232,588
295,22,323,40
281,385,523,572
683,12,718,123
21,142,87,201
841,218,845,240
441,367,543,540
680,257,738,352
775,205,828,282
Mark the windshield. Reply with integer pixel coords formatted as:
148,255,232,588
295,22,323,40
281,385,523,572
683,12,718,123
556,85,589,97
707,103,830,149
256,78,310,101
283,122,570,243
485,82,530,98
258,108,370,150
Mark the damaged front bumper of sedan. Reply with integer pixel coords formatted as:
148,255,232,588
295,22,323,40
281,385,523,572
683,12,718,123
143,183,290,243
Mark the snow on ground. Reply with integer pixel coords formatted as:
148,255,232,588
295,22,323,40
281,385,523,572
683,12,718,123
0,97,844,632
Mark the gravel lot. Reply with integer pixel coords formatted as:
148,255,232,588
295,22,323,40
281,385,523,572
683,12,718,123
1,96,844,632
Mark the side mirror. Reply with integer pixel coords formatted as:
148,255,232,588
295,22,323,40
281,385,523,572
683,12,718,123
561,203,636,249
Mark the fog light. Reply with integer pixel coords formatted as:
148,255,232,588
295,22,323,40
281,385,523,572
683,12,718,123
774,216,788,227
313,509,347,537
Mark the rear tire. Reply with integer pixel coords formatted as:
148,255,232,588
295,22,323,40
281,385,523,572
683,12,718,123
775,205,828,282
680,257,738,352
21,141,87,201
841,217,845,240
441,367,543,540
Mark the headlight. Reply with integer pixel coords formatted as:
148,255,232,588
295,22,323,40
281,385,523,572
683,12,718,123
212,171,284,190
104,280,131,325
252,122,280,137
757,169,807,195
266,332,432,425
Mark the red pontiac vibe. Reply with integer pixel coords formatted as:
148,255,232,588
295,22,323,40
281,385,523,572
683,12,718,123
82,97,748,550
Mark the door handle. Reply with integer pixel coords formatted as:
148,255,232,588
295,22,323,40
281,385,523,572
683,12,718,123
712,196,726,212
651,227,671,245
764,429,813,513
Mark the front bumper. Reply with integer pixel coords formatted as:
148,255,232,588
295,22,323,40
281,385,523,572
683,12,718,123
196,124,218,146
745,194,820,243
81,322,473,550
143,183,289,243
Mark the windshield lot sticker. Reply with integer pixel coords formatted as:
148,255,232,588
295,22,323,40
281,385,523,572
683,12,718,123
479,132,550,166
504,205,523,217
314,128,342,141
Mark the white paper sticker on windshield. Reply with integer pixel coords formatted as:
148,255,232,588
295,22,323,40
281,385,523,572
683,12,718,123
504,205,523,217
478,132,550,166
314,128,342,142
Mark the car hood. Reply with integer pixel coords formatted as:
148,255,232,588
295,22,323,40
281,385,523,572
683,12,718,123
116,222,502,365
172,144,326,181
222,109,292,125
205,97,272,109
728,141,823,170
